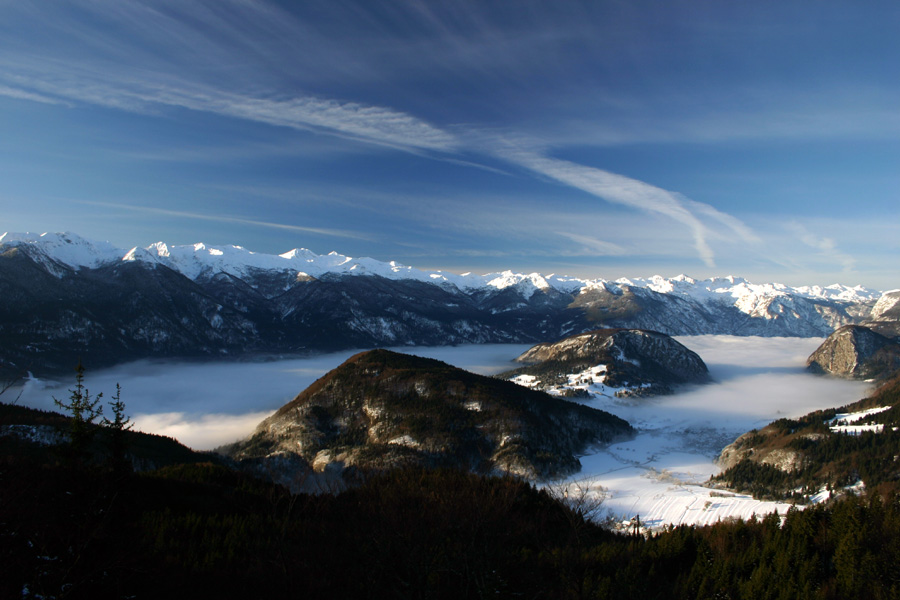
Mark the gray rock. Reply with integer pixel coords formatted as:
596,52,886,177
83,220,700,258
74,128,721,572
807,325,900,380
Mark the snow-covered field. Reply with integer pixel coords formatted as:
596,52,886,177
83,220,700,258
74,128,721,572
14,336,872,529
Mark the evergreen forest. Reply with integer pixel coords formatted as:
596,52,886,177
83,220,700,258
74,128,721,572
5,421,900,599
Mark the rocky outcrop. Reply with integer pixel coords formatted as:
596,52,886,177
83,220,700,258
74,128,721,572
502,329,710,397
866,290,900,339
225,349,633,482
716,432,804,473
871,290,900,322
807,325,900,380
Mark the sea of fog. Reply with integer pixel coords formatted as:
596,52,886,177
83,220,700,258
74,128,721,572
15,336,874,529
15,344,534,450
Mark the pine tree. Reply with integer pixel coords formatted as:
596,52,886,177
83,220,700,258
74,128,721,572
53,361,103,463
102,383,133,474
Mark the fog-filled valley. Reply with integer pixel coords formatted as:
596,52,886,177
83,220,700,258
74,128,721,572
14,335,873,528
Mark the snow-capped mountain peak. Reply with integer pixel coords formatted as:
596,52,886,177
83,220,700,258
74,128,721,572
146,241,170,258
278,248,318,261
0,231,885,306
0,231,125,271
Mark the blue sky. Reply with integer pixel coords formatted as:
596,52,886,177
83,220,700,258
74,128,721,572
1,0,898,289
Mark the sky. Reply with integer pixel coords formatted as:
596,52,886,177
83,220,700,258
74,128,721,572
0,0,898,289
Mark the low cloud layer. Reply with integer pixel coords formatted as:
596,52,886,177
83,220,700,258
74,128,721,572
15,338,873,451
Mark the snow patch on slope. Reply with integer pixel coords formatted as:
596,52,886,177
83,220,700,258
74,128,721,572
828,406,893,435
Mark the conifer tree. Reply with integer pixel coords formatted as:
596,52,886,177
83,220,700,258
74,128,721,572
53,361,103,463
102,383,133,474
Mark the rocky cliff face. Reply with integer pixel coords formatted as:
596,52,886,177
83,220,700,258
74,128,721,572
502,329,710,397
225,349,633,483
806,325,900,380
867,290,900,339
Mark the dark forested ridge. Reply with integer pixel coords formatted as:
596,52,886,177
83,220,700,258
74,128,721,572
7,393,900,598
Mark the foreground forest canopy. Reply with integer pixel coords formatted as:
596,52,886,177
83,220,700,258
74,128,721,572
5,441,900,599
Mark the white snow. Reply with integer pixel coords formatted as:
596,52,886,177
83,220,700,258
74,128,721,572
550,335,873,531
0,424,67,446
828,406,891,434
1,232,883,309
871,292,900,320
829,423,885,435
387,434,419,448
511,374,540,387
0,231,124,271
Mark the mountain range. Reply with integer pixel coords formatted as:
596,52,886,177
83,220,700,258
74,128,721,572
0,231,888,375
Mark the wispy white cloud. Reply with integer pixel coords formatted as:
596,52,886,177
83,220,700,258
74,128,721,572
0,84,69,106
0,0,766,273
493,146,759,267
529,91,900,149
311,184,753,268
78,200,378,242
788,222,856,273
2,56,762,269
552,231,627,256
681,197,762,244
1,64,459,152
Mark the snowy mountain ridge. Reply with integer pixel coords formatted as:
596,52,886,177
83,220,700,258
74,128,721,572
0,231,881,302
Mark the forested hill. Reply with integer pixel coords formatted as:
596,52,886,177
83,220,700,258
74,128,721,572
713,375,900,501
226,349,632,482
0,401,217,471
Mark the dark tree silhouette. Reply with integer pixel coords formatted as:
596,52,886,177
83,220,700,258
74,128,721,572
53,361,103,463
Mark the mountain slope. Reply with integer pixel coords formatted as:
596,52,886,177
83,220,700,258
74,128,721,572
0,401,217,471
807,325,900,380
226,349,633,481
